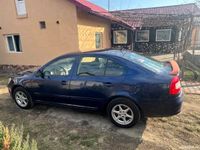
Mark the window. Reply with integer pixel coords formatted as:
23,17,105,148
6,35,22,52
39,21,46,29
105,60,124,76
15,0,27,16
77,56,124,77
78,57,107,76
156,29,171,42
113,30,128,44
136,30,149,42
43,57,75,76
95,32,103,49
119,51,170,73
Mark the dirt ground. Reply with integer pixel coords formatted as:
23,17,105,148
0,77,200,150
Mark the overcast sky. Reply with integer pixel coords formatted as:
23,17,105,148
88,0,196,11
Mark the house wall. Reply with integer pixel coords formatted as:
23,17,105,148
111,14,191,54
0,0,79,66
77,9,111,51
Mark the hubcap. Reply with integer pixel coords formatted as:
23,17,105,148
15,91,28,107
111,104,134,125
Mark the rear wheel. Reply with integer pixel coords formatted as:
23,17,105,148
13,87,34,109
107,98,140,128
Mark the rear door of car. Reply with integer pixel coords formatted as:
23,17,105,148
69,54,126,109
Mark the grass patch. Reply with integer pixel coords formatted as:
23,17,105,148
0,122,38,150
157,111,200,135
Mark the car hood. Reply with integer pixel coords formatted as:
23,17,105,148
16,67,38,76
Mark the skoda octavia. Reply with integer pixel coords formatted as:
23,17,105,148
8,50,183,128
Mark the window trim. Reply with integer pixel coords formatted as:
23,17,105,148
156,29,172,42
5,34,22,53
135,30,150,42
113,30,128,44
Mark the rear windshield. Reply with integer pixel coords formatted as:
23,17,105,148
119,51,170,73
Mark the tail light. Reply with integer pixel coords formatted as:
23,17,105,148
169,76,181,95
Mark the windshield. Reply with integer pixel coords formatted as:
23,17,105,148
120,51,170,73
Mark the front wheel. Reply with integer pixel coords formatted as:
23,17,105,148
107,98,141,128
13,87,34,109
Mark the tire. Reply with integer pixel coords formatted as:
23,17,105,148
13,87,34,109
107,98,141,128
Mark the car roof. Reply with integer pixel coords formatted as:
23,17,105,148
62,49,131,58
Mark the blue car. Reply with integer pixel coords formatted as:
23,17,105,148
8,50,183,128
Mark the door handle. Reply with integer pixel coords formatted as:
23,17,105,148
103,82,112,87
61,81,67,85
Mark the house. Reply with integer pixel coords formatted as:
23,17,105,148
0,0,130,70
111,3,200,54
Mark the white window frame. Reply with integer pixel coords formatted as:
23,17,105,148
135,30,149,42
113,30,128,44
15,0,27,17
156,29,172,42
5,34,22,53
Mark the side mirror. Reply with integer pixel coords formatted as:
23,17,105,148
43,71,51,79
35,70,44,78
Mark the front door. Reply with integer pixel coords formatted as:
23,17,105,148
32,56,76,104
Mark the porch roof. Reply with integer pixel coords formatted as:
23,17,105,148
69,0,133,29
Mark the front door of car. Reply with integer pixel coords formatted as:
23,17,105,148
69,56,125,108
32,56,76,104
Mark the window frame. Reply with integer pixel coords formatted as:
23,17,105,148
95,32,103,49
15,0,27,17
135,30,150,42
156,29,172,42
5,34,22,53
113,30,128,44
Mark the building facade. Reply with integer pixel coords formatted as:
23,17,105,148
0,0,126,68
111,3,200,54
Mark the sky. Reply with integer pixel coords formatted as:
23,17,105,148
88,0,196,11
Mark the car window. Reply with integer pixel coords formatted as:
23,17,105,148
105,60,124,76
78,56,107,76
43,57,75,76
119,51,166,73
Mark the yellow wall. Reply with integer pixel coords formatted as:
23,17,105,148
0,0,79,66
77,10,111,52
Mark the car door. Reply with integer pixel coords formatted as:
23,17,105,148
69,55,126,108
31,56,76,104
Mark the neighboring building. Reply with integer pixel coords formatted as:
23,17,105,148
111,3,200,54
0,0,130,68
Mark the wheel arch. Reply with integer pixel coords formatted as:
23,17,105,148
11,85,26,98
104,95,144,117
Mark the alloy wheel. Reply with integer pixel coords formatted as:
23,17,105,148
111,104,134,125
15,91,28,107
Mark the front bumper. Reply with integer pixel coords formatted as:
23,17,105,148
141,91,184,117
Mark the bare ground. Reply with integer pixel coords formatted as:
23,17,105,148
0,83,199,149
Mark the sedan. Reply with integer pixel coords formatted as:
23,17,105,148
8,50,183,128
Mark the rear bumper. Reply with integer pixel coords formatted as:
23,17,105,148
141,91,184,117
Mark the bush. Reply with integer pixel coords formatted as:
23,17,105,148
0,122,38,150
